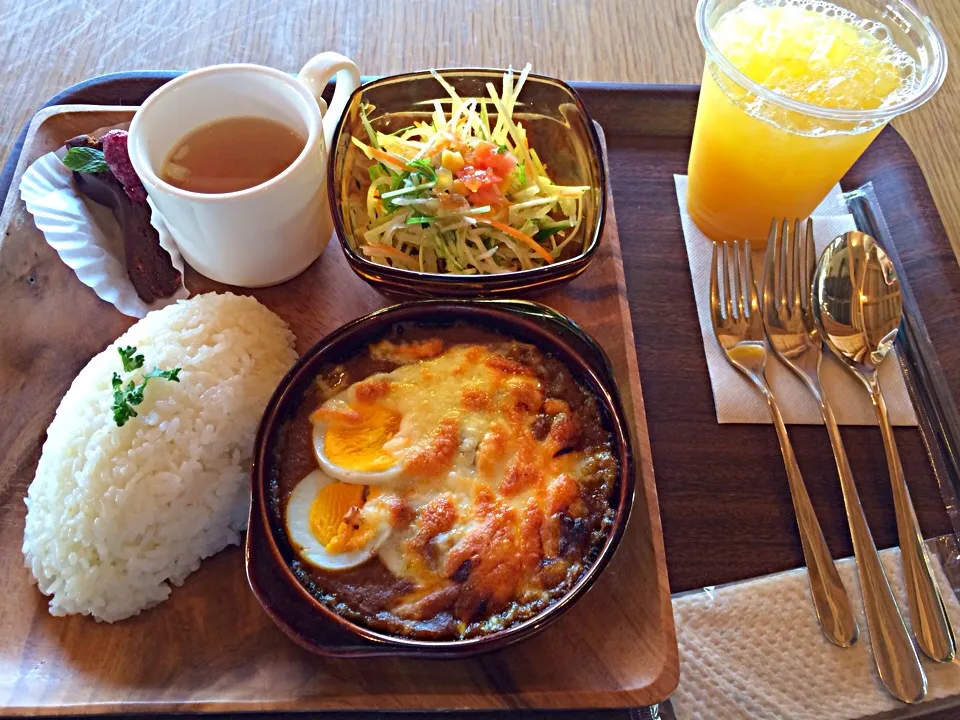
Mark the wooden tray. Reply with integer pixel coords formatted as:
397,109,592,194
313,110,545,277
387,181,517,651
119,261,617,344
0,104,677,713
3,77,960,720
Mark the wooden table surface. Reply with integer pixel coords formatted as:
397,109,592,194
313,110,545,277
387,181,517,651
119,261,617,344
0,0,959,259
2,1,960,717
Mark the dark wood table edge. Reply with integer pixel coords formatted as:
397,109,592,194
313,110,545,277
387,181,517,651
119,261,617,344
1,712,663,720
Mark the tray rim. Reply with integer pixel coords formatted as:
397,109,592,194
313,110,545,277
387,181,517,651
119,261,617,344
0,97,678,713
5,74,952,718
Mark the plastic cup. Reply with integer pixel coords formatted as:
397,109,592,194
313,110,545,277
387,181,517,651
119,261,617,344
687,0,948,243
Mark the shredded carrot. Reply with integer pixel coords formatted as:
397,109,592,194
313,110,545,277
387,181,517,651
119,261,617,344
416,133,450,160
485,219,554,264
352,137,408,172
524,159,537,185
363,243,412,260
369,147,407,170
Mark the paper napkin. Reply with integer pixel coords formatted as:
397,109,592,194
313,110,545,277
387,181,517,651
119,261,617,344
674,175,917,426
671,542,960,719
19,123,188,319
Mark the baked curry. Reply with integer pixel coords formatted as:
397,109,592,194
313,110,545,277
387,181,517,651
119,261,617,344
270,323,617,640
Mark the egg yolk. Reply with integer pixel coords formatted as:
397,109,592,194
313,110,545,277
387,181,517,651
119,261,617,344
309,481,366,545
324,404,401,472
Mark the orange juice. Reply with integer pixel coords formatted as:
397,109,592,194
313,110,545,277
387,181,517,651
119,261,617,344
687,0,920,243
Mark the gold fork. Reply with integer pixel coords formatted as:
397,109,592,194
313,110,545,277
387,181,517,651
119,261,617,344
710,239,858,648
764,219,925,703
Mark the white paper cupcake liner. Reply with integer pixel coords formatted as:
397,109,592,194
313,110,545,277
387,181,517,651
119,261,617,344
19,124,187,319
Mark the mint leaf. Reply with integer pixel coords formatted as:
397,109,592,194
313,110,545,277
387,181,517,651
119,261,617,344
62,146,109,174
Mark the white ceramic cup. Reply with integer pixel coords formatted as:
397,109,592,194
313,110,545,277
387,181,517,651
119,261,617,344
128,53,360,287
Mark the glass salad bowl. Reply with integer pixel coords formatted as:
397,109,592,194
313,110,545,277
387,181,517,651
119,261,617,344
327,68,607,297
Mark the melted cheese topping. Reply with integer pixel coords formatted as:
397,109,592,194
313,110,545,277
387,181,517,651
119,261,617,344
310,340,606,627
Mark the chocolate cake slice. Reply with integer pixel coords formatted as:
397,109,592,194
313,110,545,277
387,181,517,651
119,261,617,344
64,132,182,304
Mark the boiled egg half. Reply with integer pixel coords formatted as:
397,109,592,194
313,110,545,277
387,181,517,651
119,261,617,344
311,391,406,486
285,469,391,571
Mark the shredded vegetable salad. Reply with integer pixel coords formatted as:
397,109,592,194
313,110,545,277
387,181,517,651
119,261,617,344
349,65,590,275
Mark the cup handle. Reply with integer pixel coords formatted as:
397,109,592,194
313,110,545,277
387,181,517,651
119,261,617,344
297,52,361,150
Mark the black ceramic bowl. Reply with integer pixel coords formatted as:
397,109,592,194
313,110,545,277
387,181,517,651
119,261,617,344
250,299,635,657
327,69,606,298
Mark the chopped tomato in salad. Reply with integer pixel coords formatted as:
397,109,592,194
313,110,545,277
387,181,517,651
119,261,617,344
472,141,518,180
456,166,504,207
348,65,589,275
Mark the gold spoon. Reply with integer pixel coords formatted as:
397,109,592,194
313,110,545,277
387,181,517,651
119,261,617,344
813,231,956,664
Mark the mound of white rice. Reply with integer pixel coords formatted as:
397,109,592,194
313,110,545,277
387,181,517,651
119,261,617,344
23,292,297,622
